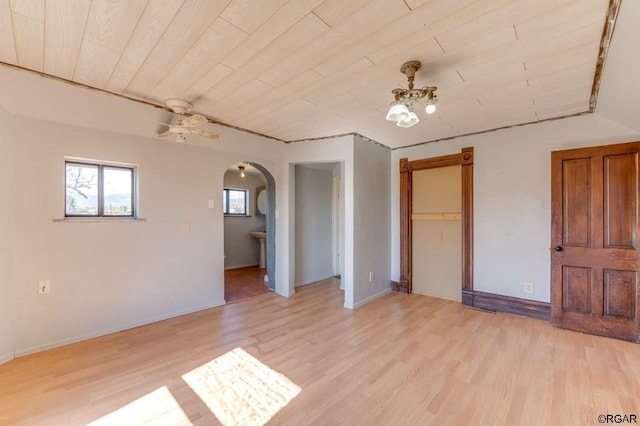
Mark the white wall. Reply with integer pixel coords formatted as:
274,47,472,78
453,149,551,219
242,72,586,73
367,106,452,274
353,136,391,306
0,64,286,359
391,114,640,303
294,165,334,285
7,112,282,356
0,106,14,363
594,0,640,134
223,171,266,269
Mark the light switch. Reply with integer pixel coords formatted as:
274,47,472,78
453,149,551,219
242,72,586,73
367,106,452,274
208,199,215,209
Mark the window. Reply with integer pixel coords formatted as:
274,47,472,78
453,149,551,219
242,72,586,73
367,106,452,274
223,188,248,215
65,161,135,217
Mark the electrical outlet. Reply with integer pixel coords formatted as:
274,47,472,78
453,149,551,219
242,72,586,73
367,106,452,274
523,282,534,294
38,280,51,295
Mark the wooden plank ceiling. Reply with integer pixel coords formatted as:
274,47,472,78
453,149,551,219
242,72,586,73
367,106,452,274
0,0,613,149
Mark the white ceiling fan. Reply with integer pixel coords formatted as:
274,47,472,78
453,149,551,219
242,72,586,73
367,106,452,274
157,98,219,142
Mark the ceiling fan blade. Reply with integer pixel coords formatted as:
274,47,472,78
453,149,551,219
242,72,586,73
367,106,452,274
157,126,173,137
181,114,208,127
191,129,220,139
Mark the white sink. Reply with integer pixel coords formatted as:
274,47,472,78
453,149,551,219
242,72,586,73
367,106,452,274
250,232,267,268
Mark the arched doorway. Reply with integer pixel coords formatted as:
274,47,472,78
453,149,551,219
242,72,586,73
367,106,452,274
222,162,276,303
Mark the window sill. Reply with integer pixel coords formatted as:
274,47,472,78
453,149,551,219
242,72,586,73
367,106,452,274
224,214,252,218
53,217,147,223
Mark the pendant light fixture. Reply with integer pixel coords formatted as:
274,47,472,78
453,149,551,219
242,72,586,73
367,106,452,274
386,61,438,128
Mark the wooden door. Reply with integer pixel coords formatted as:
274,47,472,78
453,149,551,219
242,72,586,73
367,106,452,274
551,141,640,342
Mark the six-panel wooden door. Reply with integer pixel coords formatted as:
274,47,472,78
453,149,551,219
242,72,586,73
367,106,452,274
551,141,640,342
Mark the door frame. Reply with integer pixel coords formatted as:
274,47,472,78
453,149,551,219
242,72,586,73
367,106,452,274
245,162,276,290
395,147,474,305
332,176,341,278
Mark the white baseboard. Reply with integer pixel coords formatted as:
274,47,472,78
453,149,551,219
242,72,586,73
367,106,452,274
14,300,226,358
295,274,334,287
351,288,392,309
224,263,260,270
277,289,293,297
0,351,14,366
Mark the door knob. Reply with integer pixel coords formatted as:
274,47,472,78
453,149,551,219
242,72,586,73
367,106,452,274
555,246,563,252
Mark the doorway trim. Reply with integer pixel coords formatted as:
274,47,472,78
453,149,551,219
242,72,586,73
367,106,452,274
246,162,276,290
332,176,342,279
394,147,474,305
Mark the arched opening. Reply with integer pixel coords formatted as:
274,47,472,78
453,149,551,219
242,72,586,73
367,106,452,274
222,162,276,302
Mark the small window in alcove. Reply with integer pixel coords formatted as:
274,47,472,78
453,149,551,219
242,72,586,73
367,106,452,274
223,188,248,215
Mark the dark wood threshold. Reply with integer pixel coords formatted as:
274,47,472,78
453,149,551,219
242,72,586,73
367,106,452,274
391,280,409,293
469,290,550,321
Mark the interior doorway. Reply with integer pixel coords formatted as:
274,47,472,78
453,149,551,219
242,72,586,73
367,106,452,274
396,148,474,305
222,162,276,303
411,165,462,301
293,162,344,293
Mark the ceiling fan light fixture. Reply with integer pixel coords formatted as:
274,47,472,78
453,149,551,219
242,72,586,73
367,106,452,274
165,98,193,115
157,99,220,141
386,61,438,127
396,111,419,128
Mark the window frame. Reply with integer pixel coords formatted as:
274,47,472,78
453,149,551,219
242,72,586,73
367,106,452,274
65,160,136,218
223,188,249,216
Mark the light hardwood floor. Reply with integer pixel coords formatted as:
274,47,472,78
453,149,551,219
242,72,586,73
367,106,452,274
1,278,639,425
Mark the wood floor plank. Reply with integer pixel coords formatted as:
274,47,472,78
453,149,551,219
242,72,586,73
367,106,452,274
1,278,639,425
224,266,270,303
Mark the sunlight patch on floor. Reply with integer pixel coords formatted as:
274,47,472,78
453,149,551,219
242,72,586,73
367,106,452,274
89,385,191,425
182,347,301,426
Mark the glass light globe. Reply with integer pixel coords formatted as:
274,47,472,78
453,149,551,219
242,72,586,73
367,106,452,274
386,102,410,121
396,111,419,128
425,103,437,114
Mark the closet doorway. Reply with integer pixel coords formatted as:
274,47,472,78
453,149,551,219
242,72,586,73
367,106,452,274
412,165,462,301
293,163,344,292
396,148,474,305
